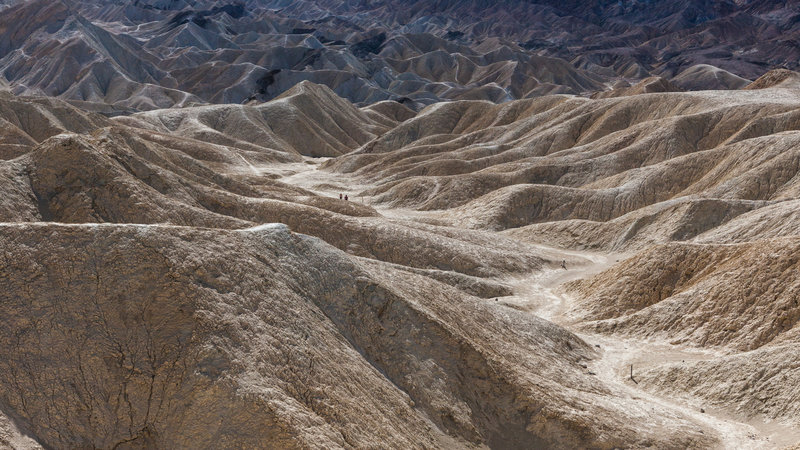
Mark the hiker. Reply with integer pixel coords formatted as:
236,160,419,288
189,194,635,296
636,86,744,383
344,194,349,201
561,259,567,270
339,193,343,200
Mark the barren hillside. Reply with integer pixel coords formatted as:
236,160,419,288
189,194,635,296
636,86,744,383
0,68,799,448
5,0,800,113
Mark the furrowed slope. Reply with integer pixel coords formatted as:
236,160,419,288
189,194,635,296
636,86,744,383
117,81,393,159
0,80,798,448
0,130,541,280
0,223,716,448
563,237,800,433
20,0,800,111
329,75,800,252
566,239,800,352
0,90,110,158
0,0,611,111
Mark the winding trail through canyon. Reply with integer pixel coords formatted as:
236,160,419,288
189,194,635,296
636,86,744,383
277,158,800,449
507,258,799,449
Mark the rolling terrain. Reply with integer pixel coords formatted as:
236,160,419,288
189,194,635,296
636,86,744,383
3,0,800,113
2,0,800,447
0,70,799,447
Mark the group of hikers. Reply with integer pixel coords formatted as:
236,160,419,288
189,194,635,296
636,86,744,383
339,193,348,201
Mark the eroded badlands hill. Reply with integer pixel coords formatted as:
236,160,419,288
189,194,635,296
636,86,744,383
328,70,800,251
0,0,607,111
0,0,800,115
4,0,800,112
1,78,799,448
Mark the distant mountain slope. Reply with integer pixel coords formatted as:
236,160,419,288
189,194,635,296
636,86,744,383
2,0,800,111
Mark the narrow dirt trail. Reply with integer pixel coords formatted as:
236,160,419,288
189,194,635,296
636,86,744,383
275,159,799,449
278,158,371,200
277,158,463,224
508,252,799,449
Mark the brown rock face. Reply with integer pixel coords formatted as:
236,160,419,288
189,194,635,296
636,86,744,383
0,224,442,448
566,239,800,351
0,224,714,449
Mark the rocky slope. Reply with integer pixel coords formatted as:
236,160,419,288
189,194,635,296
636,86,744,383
0,75,799,448
564,237,800,436
325,69,800,251
0,222,722,449
4,0,800,111
0,0,606,111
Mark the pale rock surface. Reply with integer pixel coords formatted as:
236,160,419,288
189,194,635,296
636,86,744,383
672,64,751,91
565,239,800,352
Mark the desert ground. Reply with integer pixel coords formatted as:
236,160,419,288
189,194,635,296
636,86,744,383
3,0,800,448
0,69,798,448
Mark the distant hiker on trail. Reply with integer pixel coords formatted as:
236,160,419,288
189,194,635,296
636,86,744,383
339,193,343,200
561,260,567,270
345,194,349,201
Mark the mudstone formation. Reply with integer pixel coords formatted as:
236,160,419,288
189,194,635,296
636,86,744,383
0,0,799,449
